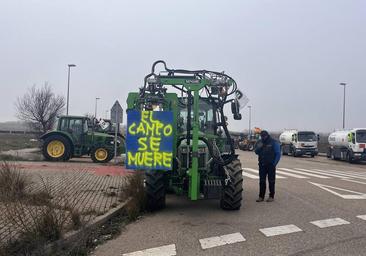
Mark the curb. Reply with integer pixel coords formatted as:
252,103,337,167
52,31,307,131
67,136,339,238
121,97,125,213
46,197,132,252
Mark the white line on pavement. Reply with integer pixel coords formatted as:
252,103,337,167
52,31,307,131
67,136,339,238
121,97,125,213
243,168,287,179
310,169,365,179
122,244,176,256
199,232,246,250
357,215,366,221
309,182,366,199
278,168,330,179
275,170,309,178
314,169,366,180
327,169,366,177
310,218,350,228
259,224,303,237
341,179,366,185
242,172,259,179
324,169,366,180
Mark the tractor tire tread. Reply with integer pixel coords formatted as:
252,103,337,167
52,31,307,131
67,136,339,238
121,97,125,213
145,171,166,211
220,159,243,210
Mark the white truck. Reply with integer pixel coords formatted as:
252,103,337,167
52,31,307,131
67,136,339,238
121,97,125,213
279,130,319,157
327,128,366,163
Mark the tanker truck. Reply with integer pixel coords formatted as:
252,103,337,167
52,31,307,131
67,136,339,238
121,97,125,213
327,128,366,163
279,130,319,157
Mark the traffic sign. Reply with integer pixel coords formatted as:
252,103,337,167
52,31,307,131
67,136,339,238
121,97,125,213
111,100,123,124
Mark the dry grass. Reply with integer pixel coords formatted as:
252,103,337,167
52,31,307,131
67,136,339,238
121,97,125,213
120,171,146,220
0,163,83,255
0,161,31,200
0,163,141,255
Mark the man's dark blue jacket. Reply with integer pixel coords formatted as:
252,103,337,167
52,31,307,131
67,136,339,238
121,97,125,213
255,137,281,166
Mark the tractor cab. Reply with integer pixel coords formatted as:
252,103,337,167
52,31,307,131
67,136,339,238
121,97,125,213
57,116,89,145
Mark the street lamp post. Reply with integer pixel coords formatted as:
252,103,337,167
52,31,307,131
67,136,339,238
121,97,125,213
248,105,252,138
340,82,347,129
66,64,76,115
95,97,100,119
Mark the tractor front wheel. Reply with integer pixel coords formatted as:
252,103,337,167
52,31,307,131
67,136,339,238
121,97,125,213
145,171,166,211
91,147,112,163
42,135,71,161
220,159,243,210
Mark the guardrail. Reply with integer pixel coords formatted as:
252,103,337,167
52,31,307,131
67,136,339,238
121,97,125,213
0,130,40,135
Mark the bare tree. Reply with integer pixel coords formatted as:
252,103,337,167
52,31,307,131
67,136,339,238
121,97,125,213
15,83,65,133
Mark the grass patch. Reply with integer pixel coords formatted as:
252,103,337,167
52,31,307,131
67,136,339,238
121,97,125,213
0,133,39,152
0,164,84,255
120,171,146,220
0,161,31,200
0,167,146,256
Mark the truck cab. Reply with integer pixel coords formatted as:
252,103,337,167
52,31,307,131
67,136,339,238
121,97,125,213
328,128,366,163
280,130,319,157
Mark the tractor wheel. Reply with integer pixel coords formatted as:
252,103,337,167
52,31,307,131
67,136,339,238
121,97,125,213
91,147,112,163
43,135,71,161
248,143,254,151
145,171,166,211
220,159,243,210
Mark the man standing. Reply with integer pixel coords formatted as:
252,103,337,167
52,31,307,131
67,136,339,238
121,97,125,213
254,130,281,202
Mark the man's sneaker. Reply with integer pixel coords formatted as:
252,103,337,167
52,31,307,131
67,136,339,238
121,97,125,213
266,197,274,202
256,197,264,202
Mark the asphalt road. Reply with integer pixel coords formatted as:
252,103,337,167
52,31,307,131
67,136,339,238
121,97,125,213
93,151,366,256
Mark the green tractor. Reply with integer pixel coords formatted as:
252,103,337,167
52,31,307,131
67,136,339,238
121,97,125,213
126,61,246,210
41,115,125,163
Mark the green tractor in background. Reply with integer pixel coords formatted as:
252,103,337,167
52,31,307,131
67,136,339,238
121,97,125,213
126,61,246,210
41,115,125,163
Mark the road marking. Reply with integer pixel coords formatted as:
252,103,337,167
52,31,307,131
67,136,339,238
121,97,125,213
275,169,309,178
259,224,302,237
310,218,350,228
279,168,330,179
122,244,176,256
310,169,366,180
329,169,366,177
308,169,359,179
199,232,246,249
241,169,259,179
341,179,366,185
357,215,366,220
295,168,344,179
243,168,287,179
325,169,366,180
309,182,366,199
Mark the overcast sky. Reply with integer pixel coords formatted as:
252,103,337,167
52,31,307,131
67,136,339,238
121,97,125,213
0,0,365,133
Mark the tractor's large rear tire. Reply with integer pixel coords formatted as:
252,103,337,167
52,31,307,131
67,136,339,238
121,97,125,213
145,171,166,211
42,135,71,161
220,159,243,210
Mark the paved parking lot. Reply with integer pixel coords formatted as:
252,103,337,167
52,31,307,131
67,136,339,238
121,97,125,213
93,151,366,256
